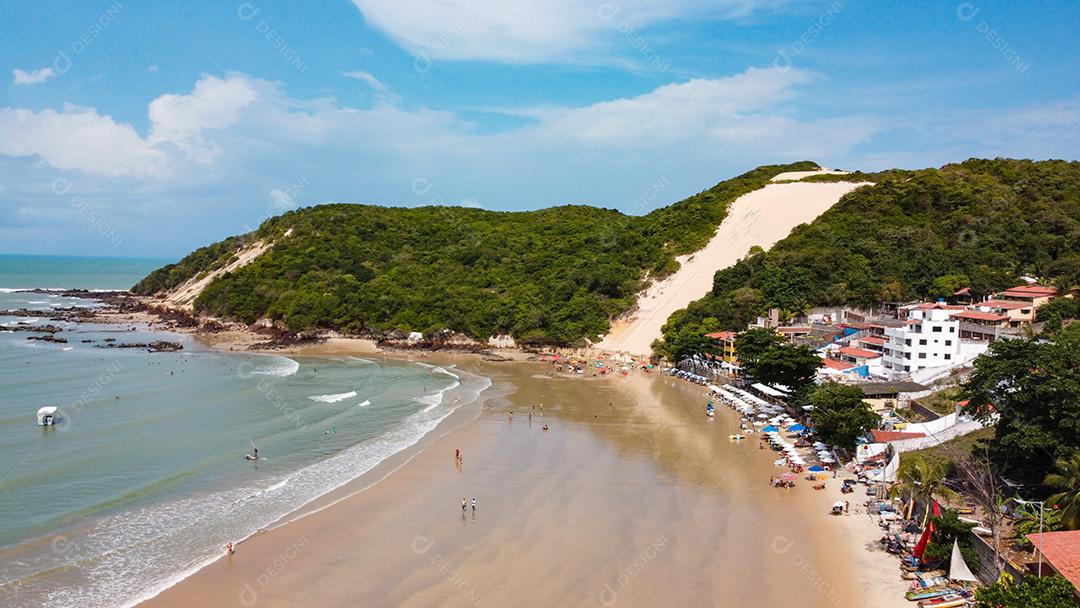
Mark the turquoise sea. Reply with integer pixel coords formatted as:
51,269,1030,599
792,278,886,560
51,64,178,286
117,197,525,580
0,256,489,608
0,254,174,291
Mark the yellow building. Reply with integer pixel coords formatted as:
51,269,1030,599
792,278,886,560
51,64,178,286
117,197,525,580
705,331,739,365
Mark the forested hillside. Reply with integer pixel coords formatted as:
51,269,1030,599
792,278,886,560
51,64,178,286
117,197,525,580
656,158,1080,359
133,162,817,344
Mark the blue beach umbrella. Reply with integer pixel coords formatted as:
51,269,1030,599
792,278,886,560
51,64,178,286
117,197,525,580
762,425,779,433
808,465,826,472
787,424,807,432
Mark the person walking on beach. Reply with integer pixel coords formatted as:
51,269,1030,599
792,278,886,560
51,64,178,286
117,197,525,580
471,497,476,513
462,497,467,513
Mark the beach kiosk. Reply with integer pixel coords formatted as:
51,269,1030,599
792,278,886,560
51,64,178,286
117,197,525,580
37,406,60,426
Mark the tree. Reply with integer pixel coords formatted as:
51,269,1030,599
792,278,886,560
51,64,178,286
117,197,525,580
930,273,970,298
734,328,783,368
745,343,822,400
889,453,959,524
954,445,1008,577
807,383,879,450
923,510,980,573
963,326,1080,486
1045,450,1080,530
975,573,1077,608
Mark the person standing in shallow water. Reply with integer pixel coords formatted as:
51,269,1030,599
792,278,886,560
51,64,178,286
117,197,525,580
461,497,467,512
471,497,476,513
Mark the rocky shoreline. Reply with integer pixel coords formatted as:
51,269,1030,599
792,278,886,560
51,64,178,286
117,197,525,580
4,289,523,358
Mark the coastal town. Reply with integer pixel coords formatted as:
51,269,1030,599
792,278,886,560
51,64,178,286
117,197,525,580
659,280,1080,605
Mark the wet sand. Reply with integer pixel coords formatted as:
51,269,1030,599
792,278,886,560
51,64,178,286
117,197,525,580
140,359,904,608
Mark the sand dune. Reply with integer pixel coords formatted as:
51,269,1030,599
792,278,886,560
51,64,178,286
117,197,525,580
157,238,274,310
595,177,871,356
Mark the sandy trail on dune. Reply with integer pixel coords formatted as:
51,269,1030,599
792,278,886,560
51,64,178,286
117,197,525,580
595,178,871,356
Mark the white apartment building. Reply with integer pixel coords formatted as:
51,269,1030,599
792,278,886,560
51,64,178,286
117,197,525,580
882,304,987,379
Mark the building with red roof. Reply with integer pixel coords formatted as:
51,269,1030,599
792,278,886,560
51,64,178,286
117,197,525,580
870,429,926,443
822,358,855,371
1025,530,1080,596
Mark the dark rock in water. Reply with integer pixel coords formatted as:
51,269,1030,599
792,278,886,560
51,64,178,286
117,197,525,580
104,338,116,342
27,335,68,343
96,340,183,352
147,340,183,352
3,323,65,334
82,339,94,343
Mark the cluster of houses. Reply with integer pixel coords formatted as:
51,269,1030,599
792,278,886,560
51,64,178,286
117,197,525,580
704,283,1062,387
690,284,1080,597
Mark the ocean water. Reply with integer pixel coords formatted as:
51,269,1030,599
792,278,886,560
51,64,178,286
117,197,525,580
0,254,174,291
0,260,490,607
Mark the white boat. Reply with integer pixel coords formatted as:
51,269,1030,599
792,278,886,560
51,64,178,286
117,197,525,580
37,406,60,426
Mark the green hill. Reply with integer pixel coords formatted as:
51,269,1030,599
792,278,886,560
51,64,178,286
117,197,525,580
656,158,1080,359
133,161,818,344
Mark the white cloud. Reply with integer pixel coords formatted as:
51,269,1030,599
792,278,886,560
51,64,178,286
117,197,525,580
2,67,1076,256
0,74,265,178
350,0,787,63
0,106,169,178
148,74,258,162
12,67,56,86
342,70,396,99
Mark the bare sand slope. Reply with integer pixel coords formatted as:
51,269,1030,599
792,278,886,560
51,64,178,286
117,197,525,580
595,179,870,356
158,239,273,310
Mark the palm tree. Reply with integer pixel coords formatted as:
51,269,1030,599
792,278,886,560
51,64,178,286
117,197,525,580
890,453,959,524
1045,451,1080,530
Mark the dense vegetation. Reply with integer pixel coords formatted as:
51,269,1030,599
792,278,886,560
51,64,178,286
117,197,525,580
657,158,1080,358
963,324,1080,488
975,574,1077,608
735,328,822,404
807,382,878,450
133,162,817,344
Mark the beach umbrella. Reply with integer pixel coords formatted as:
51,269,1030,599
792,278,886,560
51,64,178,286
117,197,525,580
821,457,836,463
808,465,826,472
787,424,807,432
752,421,765,426
762,425,779,433
777,472,796,481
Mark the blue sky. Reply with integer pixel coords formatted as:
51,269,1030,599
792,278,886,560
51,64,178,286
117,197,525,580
1,0,1078,257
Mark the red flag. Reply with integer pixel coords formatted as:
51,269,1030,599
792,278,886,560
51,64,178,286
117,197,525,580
913,521,935,561
932,500,942,518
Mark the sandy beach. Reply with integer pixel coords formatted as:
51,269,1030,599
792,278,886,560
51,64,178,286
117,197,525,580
596,177,870,356
138,356,908,608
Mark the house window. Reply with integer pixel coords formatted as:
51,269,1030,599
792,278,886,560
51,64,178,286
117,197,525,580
918,353,927,359
905,339,911,346
945,354,951,360
945,340,952,346
919,339,927,345
904,365,910,372
905,353,911,359
949,327,955,333
932,326,943,333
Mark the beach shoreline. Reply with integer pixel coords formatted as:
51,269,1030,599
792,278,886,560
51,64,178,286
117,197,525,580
136,356,909,608
6,289,911,607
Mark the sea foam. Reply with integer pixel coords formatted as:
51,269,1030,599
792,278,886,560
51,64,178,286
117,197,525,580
308,391,358,403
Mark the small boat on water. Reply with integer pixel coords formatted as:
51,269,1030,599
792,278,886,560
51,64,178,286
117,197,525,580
37,406,60,426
